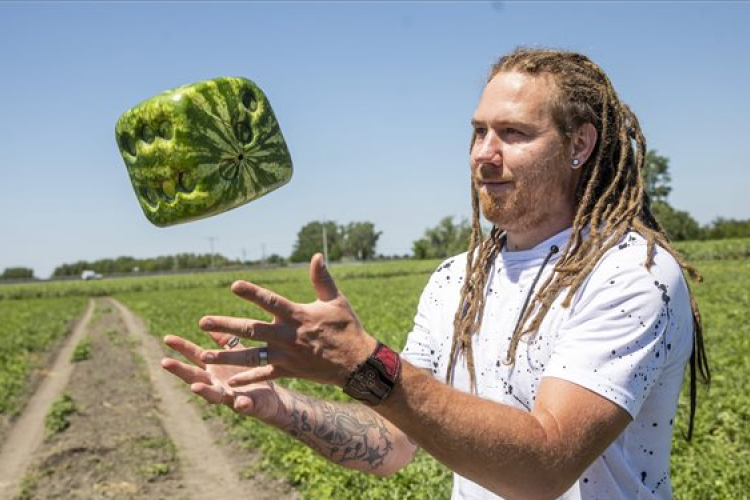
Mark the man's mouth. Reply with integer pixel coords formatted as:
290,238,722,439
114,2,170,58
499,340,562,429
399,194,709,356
477,179,513,194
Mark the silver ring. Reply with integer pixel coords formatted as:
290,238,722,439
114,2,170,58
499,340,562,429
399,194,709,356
226,336,240,349
258,347,269,367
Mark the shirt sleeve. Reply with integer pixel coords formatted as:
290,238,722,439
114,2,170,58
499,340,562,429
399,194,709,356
543,241,693,419
400,259,454,372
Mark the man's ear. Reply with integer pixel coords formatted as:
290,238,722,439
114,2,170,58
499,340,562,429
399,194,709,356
571,123,598,166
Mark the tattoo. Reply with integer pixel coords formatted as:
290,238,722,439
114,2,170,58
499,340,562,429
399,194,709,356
284,393,393,470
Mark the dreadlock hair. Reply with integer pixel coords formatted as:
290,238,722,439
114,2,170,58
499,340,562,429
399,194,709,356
445,47,710,440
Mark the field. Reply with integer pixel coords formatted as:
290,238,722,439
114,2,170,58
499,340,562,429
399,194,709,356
1,244,748,499
0,297,86,427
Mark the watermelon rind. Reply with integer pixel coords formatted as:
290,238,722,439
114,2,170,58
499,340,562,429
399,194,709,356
115,77,293,227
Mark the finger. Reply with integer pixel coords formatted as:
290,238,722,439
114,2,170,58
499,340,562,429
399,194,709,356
233,395,256,415
208,331,243,350
161,358,212,385
227,365,283,386
190,382,232,406
310,253,339,302
230,280,297,319
199,317,290,344
201,346,276,367
163,335,206,368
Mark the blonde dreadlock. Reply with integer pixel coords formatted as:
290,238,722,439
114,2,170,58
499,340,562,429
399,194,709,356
446,48,709,440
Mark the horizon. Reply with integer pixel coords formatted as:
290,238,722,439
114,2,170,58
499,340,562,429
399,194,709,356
2,2,749,279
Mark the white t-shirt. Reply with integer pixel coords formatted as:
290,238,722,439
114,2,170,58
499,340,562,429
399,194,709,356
401,228,693,500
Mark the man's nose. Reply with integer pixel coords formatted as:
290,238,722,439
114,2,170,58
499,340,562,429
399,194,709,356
472,132,502,164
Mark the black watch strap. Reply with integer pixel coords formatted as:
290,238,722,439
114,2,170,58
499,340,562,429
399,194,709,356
343,342,402,406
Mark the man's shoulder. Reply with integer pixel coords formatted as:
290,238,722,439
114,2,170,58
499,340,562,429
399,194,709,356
432,252,469,276
419,253,469,301
599,231,682,273
581,230,688,298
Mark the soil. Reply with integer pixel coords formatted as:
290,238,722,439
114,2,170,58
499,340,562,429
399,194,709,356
0,298,298,500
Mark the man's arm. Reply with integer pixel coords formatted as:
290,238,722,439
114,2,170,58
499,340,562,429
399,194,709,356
271,387,418,476
162,334,417,477
375,362,631,500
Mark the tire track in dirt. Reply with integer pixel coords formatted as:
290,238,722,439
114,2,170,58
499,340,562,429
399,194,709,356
0,299,95,499
109,298,294,500
1,298,295,500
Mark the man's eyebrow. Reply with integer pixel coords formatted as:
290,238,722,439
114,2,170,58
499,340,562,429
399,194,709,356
470,117,530,128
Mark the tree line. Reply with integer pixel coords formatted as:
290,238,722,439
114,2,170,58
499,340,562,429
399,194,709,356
50,253,246,278
3,150,748,281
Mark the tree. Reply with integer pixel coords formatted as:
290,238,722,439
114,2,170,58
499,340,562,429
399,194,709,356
343,222,382,261
651,201,702,241
290,221,343,263
412,216,472,259
643,150,672,204
265,254,288,266
641,151,704,241
704,217,750,240
51,253,244,277
1,267,35,280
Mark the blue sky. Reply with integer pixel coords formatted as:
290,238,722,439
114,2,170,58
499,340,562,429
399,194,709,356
1,1,748,279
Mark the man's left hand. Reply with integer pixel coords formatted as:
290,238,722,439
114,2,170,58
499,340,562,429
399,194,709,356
198,253,378,389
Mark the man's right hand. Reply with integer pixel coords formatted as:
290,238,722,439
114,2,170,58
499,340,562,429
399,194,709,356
161,332,283,423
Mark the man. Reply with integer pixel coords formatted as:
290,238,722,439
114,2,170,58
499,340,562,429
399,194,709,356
162,48,709,499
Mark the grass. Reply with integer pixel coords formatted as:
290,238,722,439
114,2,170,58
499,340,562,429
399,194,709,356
44,393,77,435
0,296,86,417
71,339,91,362
1,245,748,498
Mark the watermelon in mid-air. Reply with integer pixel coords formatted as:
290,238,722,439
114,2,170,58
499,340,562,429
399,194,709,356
115,77,293,227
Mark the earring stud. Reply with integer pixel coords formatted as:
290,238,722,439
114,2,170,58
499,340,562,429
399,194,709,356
572,158,581,167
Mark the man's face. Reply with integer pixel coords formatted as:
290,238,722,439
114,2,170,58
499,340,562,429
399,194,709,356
470,71,579,234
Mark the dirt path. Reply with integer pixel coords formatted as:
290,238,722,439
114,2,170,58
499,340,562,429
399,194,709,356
0,298,296,500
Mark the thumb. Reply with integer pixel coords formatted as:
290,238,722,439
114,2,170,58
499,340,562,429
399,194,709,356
234,395,256,415
310,253,339,301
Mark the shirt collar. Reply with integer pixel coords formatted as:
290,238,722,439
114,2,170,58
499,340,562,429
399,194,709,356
499,227,573,266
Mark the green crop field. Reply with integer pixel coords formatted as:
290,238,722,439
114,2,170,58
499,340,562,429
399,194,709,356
0,297,86,418
1,247,748,499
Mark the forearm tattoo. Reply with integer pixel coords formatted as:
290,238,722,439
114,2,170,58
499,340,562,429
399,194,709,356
284,393,394,470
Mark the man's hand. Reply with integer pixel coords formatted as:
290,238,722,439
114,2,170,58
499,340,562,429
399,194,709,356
197,253,378,388
161,331,282,422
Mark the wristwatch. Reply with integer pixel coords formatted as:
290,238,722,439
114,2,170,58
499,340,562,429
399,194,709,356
343,342,402,406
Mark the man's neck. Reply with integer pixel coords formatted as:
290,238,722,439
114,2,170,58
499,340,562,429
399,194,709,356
504,219,573,252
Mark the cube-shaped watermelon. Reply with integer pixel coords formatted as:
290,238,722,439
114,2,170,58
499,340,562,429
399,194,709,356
115,77,293,227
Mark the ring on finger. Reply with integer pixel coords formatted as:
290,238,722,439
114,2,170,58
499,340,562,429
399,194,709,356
258,347,269,367
226,336,241,349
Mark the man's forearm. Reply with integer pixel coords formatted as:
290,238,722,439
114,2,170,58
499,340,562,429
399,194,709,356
373,362,627,500
271,388,417,476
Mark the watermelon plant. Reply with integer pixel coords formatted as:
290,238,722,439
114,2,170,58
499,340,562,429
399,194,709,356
115,77,293,226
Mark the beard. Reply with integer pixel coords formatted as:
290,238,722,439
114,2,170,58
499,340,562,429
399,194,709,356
474,153,574,234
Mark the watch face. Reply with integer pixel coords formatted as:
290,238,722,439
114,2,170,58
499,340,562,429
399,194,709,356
358,364,379,387
343,343,401,405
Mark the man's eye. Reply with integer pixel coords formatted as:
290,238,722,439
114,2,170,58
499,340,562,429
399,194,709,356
474,127,487,138
500,128,529,141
